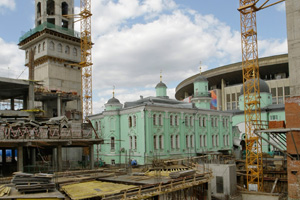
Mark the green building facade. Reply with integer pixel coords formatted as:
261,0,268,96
89,76,233,165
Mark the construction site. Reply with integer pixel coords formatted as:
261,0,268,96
0,0,299,199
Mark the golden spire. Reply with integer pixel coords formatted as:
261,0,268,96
160,70,162,82
199,61,202,75
113,85,115,97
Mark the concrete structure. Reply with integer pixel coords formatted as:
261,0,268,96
206,164,237,200
18,0,81,119
89,76,233,166
286,0,300,97
175,54,289,111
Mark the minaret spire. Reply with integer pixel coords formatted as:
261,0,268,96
113,85,115,97
160,70,162,82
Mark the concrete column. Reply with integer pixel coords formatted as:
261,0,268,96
221,79,225,111
17,146,24,172
10,98,15,110
57,95,61,117
23,95,28,110
57,145,62,172
207,182,212,200
31,148,36,166
89,145,94,169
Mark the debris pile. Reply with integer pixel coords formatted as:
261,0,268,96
11,172,55,193
0,185,11,197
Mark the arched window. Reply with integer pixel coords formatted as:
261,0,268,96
204,135,207,147
176,135,180,148
73,48,77,56
212,135,215,147
190,116,193,126
95,121,98,131
62,2,68,15
159,135,163,149
34,46,37,55
49,41,54,50
153,114,156,125
65,45,70,54
211,118,214,127
200,135,202,147
134,136,137,149
111,137,115,151
171,135,174,149
223,135,226,146
175,115,178,126
57,43,62,52
38,44,41,53
186,135,189,148
215,118,218,127
227,135,230,146
47,0,55,15
42,42,46,51
199,117,202,127
37,2,41,18
128,116,132,128
216,135,219,147
203,117,206,127
153,135,157,150
129,136,132,149
185,116,188,126
158,114,162,126
190,135,194,148
133,115,137,127
170,115,173,126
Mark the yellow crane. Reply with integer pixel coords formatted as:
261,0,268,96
238,0,285,191
79,0,93,121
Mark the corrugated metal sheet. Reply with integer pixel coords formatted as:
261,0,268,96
62,181,137,200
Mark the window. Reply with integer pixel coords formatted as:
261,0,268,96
176,135,180,148
215,118,218,127
216,176,224,193
199,117,202,127
271,88,277,104
216,135,219,147
190,116,193,126
203,117,206,127
154,135,157,150
111,159,115,166
128,116,132,128
185,116,188,126
134,136,137,150
212,135,215,147
38,44,41,53
37,2,41,18
62,2,68,15
34,46,37,55
270,115,278,121
158,114,163,126
285,86,290,99
186,135,189,148
129,136,132,149
65,45,70,54
47,0,55,15
153,114,156,125
111,137,115,151
190,135,194,148
49,41,54,50
159,135,163,149
200,135,202,147
278,87,284,104
98,121,101,130
43,42,45,51
133,115,137,127
171,135,174,149
57,43,62,52
211,118,214,127
170,115,173,126
73,48,77,56
95,122,98,131
222,118,225,127
175,115,179,126
227,135,229,146
204,135,207,147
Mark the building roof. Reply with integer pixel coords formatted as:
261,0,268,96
124,96,187,108
107,97,121,105
155,81,167,88
194,75,208,82
240,78,270,95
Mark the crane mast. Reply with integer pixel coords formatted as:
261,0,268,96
79,0,93,121
238,0,263,191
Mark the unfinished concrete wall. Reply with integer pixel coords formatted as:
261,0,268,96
285,96,300,200
286,0,300,97
206,164,237,199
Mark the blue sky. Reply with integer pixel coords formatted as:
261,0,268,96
0,0,288,113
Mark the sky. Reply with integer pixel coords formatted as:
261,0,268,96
0,0,288,114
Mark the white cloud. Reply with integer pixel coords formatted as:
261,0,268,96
0,38,26,79
0,0,16,14
258,39,288,57
275,2,285,12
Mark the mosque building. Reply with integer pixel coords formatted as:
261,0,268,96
89,74,233,165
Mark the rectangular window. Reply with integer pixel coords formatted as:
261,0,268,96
111,159,115,166
232,93,236,102
226,102,231,110
111,137,115,151
278,87,283,97
216,176,224,193
285,86,290,97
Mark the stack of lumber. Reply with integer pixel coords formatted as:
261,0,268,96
0,185,11,197
11,172,55,193
169,169,196,179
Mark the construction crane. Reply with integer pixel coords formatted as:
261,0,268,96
79,0,93,121
238,0,285,191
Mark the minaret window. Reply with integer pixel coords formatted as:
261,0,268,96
37,2,41,18
73,48,77,56
42,42,45,51
62,2,69,15
62,20,69,29
49,41,54,50
57,43,62,52
65,46,70,54
47,0,55,15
